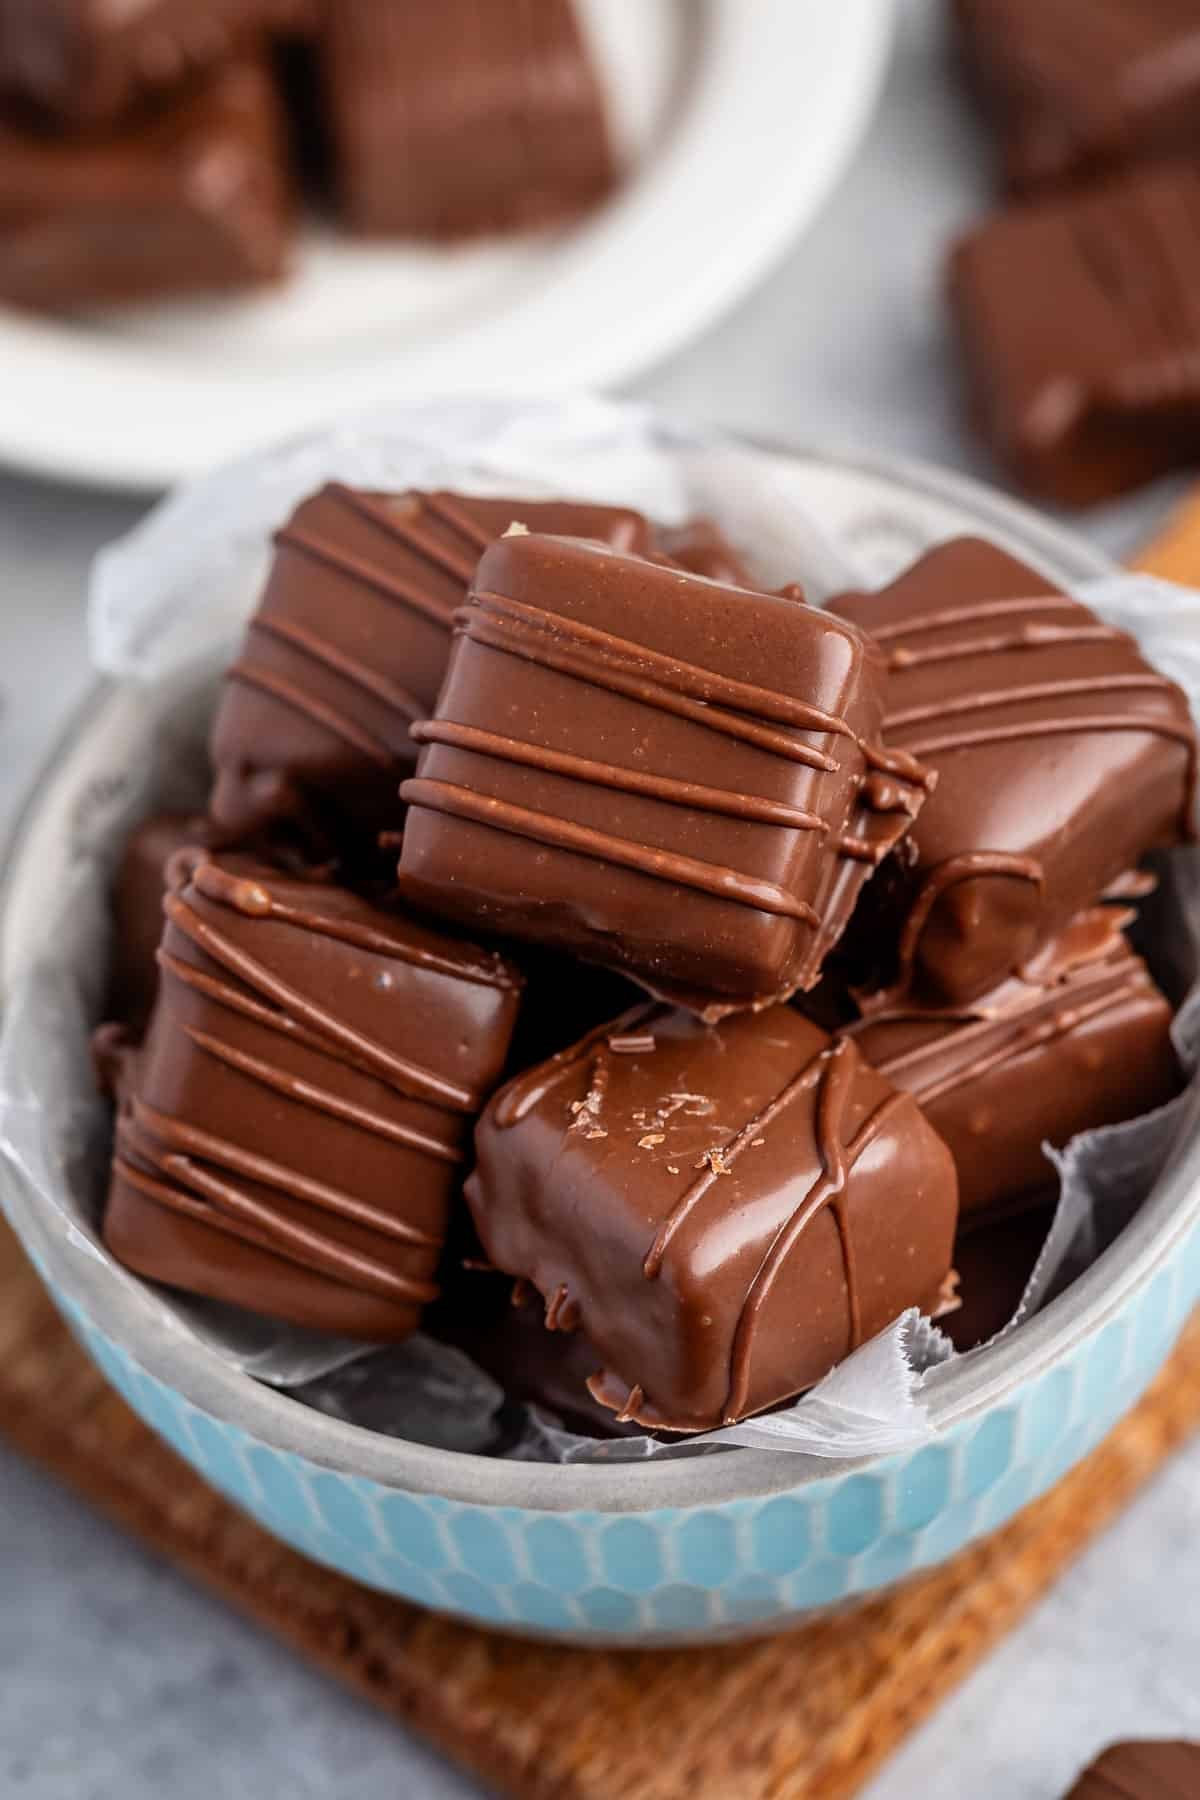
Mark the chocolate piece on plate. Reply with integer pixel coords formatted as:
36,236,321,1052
98,852,522,1340
208,486,652,863
399,532,932,1017
828,537,1196,1004
848,907,1180,1222
1064,1740,1200,1800
0,0,313,124
952,0,1200,195
107,811,210,1038
949,164,1200,505
466,1003,958,1432
0,58,293,311
321,0,617,240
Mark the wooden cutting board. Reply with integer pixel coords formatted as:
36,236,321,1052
1,1216,1199,1800
3,507,1198,1800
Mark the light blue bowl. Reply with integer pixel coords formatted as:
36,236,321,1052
4,439,1198,1646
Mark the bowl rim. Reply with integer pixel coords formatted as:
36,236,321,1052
4,434,1197,1513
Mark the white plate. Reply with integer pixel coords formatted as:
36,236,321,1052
0,0,893,492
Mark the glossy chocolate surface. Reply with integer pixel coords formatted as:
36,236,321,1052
208,486,652,863
99,852,522,1339
321,0,616,241
849,909,1180,1219
107,811,209,1039
953,0,1200,194
466,1003,957,1431
829,537,1196,1004
949,165,1200,505
0,0,311,123
0,59,293,310
399,532,933,1016
1065,1740,1200,1800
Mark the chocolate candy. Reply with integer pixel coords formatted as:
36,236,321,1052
98,852,522,1339
953,0,1200,194
321,0,617,241
847,908,1180,1221
948,165,1200,505
106,811,209,1038
466,1003,958,1432
0,59,293,311
0,0,311,124
208,486,652,863
1064,1741,1200,1800
399,532,933,1017
828,537,1196,1004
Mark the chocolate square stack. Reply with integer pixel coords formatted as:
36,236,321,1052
94,491,1192,1436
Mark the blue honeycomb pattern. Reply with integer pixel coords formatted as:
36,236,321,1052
50,1219,1200,1645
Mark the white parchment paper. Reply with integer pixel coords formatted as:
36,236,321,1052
3,396,1198,1463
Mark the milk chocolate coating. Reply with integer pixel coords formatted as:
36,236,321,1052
0,0,312,124
466,1004,958,1432
1065,1740,1200,1800
321,0,617,241
828,537,1196,1004
952,0,1200,194
948,165,1200,505
943,1207,1052,1352
0,59,293,311
848,908,1180,1221
208,486,652,863
99,852,522,1340
428,1278,638,1440
399,533,933,1017
107,811,210,1038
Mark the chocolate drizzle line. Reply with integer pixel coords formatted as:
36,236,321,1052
116,856,504,1307
874,587,1198,830
227,483,519,775
113,1137,437,1307
406,586,930,923
251,613,424,720
887,623,1120,670
889,673,1178,733
164,892,480,1110
401,778,822,922
409,720,832,831
904,711,1197,760
853,941,1155,1109
637,1036,903,1424
463,589,931,788
226,661,398,766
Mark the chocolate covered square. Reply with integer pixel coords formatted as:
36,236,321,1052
99,853,523,1340
467,1004,957,1432
208,485,652,861
829,537,1195,1004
